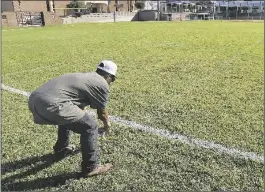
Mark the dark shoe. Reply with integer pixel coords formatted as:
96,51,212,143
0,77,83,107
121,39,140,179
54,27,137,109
81,163,113,178
53,144,76,158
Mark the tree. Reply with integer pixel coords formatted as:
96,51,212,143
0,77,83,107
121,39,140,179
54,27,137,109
134,0,145,10
66,0,86,12
17,0,21,11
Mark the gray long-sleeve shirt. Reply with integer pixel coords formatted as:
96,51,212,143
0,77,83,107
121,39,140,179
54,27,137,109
28,72,109,125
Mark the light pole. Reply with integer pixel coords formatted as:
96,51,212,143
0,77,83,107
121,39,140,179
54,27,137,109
157,0,160,21
213,2,215,20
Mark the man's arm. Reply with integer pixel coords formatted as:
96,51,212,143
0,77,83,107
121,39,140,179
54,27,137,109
97,108,111,129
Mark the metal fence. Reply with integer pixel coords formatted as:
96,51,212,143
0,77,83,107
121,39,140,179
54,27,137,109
15,11,45,27
160,1,264,20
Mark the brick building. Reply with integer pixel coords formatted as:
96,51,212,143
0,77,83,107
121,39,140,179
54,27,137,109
2,0,136,26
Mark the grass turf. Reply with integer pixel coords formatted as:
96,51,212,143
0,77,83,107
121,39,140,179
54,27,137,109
2,92,264,191
2,21,264,191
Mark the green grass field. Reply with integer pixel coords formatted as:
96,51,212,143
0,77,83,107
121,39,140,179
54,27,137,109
2,21,264,191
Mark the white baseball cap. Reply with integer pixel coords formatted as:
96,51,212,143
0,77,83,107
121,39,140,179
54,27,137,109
97,60,118,77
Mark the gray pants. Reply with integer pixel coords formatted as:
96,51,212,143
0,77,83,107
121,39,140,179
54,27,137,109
53,113,99,170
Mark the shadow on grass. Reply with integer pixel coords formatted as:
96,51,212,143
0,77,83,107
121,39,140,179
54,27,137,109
2,150,81,191
2,172,81,191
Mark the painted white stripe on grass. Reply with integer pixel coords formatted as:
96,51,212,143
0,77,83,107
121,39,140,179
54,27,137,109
1,84,30,97
107,116,264,163
1,84,264,164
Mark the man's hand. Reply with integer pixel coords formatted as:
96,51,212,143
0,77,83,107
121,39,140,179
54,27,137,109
103,121,111,129
97,108,111,135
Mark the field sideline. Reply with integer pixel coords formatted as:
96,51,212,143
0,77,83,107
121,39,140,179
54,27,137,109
2,21,264,191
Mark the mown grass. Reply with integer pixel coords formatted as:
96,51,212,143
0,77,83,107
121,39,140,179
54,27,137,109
2,21,264,191
2,92,264,191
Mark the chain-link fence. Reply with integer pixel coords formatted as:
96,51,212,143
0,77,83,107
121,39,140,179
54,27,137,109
160,1,264,21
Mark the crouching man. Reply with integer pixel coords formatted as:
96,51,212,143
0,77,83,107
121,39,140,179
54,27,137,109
28,60,117,178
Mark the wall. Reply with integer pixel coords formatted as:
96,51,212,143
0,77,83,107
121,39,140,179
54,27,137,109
1,0,136,27
1,12,17,27
2,1,15,12
2,0,135,14
12,1,48,12
2,18,9,27
131,10,191,21
132,10,158,21
1,11,65,27
43,12,64,26
62,12,136,24
108,0,135,12
1,1,70,26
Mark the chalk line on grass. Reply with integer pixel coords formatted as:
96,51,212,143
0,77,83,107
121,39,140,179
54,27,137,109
1,84,30,97
1,84,264,164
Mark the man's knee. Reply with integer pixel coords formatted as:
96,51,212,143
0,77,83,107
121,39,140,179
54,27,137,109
81,113,98,129
72,113,98,134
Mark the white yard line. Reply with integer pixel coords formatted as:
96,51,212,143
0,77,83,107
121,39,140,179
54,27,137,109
1,84,264,164
1,84,30,97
